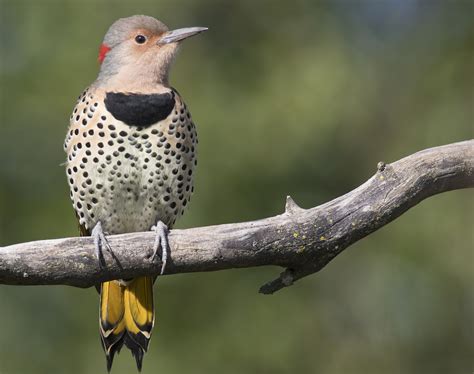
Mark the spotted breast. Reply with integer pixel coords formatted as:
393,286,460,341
64,87,197,235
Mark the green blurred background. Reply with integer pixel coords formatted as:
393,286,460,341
0,0,473,373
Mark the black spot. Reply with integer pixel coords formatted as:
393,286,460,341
119,131,127,137
104,91,175,127
82,119,87,126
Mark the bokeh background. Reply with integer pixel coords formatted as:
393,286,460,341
0,0,473,373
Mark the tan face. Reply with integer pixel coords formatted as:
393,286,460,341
96,16,206,89
128,28,166,56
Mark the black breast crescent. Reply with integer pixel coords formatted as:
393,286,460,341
104,91,176,127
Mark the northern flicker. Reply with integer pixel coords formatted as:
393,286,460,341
63,15,206,371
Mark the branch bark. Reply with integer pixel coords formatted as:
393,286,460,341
1,141,472,293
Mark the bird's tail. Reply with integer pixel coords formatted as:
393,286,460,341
99,276,154,371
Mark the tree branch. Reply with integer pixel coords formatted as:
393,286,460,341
1,141,472,293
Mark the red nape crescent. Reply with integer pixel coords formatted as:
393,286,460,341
98,43,111,64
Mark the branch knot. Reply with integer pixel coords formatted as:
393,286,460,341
285,195,304,214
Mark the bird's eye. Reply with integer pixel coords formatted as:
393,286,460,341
135,35,147,44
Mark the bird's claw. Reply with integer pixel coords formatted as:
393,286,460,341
151,221,169,275
91,221,112,266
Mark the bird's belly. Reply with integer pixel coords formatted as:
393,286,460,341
66,110,197,235
89,145,193,234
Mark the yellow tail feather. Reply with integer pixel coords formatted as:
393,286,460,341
99,276,154,371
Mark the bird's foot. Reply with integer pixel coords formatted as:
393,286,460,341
150,221,169,275
91,221,112,266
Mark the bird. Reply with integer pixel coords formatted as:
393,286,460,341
63,15,206,371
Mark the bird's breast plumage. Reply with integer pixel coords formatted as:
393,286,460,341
64,87,197,234
104,91,176,127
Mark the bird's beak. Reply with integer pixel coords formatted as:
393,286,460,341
158,27,208,44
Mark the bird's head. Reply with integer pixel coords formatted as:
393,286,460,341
96,15,207,89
